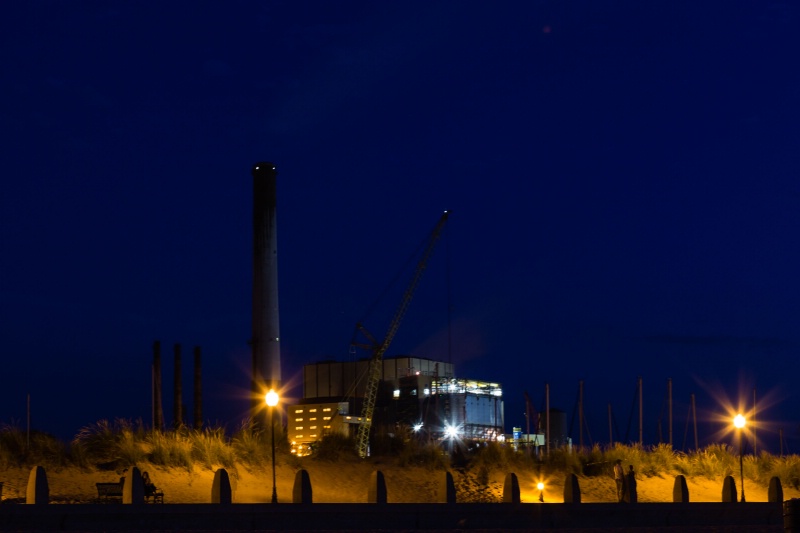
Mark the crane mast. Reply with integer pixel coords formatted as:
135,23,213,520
353,211,450,458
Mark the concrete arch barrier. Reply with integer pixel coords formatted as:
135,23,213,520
293,469,312,503
123,466,145,504
768,476,783,503
564,473,581,503
212,468,232,504
722,475,737,503
368,470,387,504
439,471,456,503
26,465,48,504
503,473,520,503
673,474,689,502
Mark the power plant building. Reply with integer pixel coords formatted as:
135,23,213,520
288,356,504,452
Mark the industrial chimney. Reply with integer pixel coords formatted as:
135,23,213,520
251,162,282,423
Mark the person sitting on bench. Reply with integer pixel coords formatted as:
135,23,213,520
141,471,162,502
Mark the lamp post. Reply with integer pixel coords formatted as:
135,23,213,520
537,482,544,503
266,389,279,504
734,413,746,503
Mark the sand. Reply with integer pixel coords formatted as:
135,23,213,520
2,456,798,505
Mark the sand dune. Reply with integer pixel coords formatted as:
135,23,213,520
1,458,797,504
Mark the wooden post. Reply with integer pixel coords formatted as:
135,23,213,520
545,382,550,457
668,378,673,448
194,346,202,429
691,393,698,451
174,343,182,428
579,380,584,449
638,376,643,446
153,341,163,430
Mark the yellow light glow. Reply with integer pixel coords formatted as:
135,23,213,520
266,389,279,407
537,482,544,490
734,414,745,429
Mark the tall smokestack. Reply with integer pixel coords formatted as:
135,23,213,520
251,162,282,423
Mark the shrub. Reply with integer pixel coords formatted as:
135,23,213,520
73,419,147,469
146,430,193,470
230,420,267,466
190,427,236,469
312,433,357,462
397,440,448,470
0,425,67,468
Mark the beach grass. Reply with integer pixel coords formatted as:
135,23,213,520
1,420,799,492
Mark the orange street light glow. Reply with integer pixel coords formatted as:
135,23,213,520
266,389,279,407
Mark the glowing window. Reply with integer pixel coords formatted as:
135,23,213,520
323,408,331,412
310,425,317,429
393,389,400,398
310,408,317,412
296,426,303,430
310,417,317,421
295,418,303,422
296,409,303,413
324,416,331,420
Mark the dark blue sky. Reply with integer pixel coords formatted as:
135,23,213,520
2,1,799,451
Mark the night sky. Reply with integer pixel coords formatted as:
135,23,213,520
3,2,800,452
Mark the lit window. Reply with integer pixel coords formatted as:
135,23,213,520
310,425,317,429
324,416,331,420
310,434,317,438
393,389,400,398
296,435,303,438
310,417,317,421
424,388,430,395
411,389,417,396
310,408,317,412
323,408,331,412
295,418,303,422
296,409,304,413
324,425,330,429
296,426,303,430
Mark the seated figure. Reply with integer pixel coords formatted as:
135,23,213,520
141,471,162,502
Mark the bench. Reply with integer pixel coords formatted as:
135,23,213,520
95,482,123,502
145,485,165,504
95,481,164,503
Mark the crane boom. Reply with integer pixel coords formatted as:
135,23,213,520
354,211,450,458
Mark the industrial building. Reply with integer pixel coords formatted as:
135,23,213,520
288,356,504,454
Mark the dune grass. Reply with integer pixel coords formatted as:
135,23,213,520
1,420,799,491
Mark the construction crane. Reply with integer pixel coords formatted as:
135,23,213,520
352,211,450,458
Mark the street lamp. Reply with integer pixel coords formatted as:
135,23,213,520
266,389,279,504
537,482,544,503
734,413,746,503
